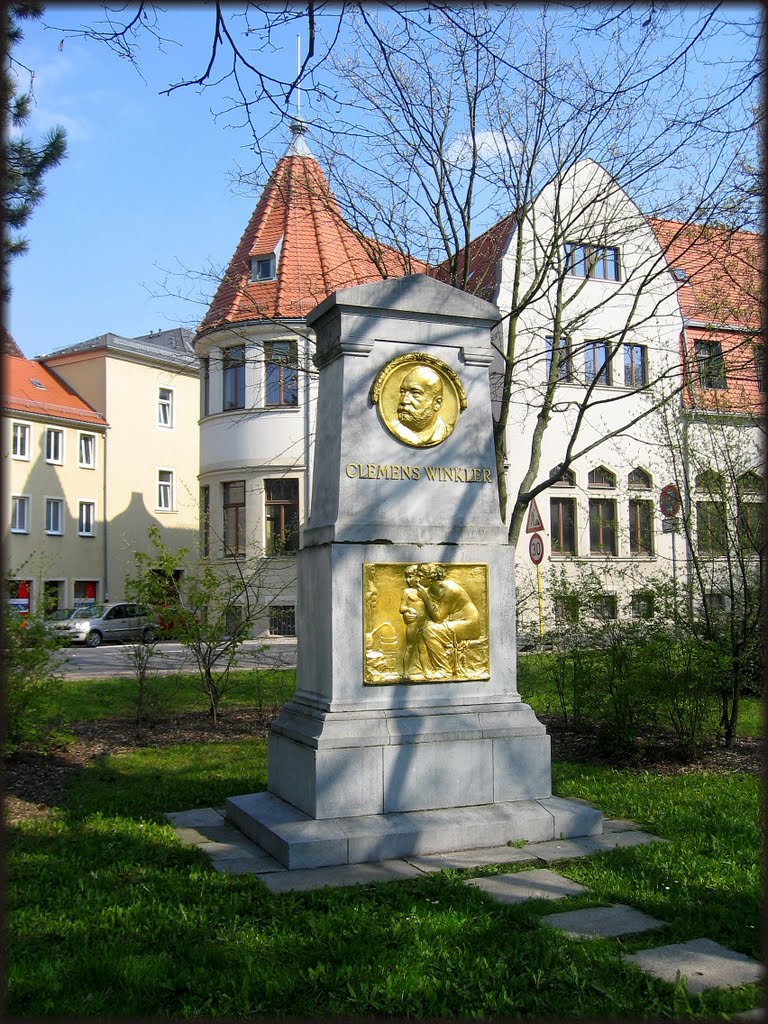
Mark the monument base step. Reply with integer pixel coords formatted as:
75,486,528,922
225,791,603,870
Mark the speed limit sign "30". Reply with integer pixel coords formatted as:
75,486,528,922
529,533,544,565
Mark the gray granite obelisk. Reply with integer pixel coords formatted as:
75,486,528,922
226,276,601,868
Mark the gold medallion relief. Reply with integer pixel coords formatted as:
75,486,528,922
370,354,467,448
363,562,490,685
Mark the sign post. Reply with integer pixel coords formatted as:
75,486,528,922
528,519,545,637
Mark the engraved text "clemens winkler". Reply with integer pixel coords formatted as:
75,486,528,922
345,463,492,484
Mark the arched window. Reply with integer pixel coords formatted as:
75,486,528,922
737,472,763,495
588,466,616,488
552,467,576,487
628,468,652,489
696,470,725,494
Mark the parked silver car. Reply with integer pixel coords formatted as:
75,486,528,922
50,602,157,647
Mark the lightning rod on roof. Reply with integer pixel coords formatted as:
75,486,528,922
296,34,301,119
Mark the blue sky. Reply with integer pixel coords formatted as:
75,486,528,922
8,6,299,358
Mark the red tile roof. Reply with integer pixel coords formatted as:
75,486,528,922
2,355,107,426
650,219,762,329
433,213,517,302
198,139,425,335
650,220,764,415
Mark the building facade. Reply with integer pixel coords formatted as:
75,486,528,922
4,328,201,612
3,351,108,613
195,138,763,637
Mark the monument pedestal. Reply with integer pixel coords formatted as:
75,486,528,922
225,277,602,867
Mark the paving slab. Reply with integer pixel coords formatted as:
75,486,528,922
464,868,589,904
603,818,642,833
259,859,425,893
406,845,538,872
539,903,663,939
165,807,225,828
624,938,764,995
531,830,667,862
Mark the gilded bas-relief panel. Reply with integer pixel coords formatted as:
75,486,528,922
363,562,490,685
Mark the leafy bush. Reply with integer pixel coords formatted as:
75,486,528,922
4,607,67,753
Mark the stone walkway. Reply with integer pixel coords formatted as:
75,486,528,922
166,806,763,1010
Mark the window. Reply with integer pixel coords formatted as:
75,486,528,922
564,243,620,281
45,498,64,535
157,469,175,511
554,595,580,623
78,501,95,537
265,340,299,407
46,428,63,464
593,593,618,621
550,497,577,555
754,346,767,394
12,422,30,460
11,495,29,533
588,466,616,488
545,335,572,382
624,344,647,388
696,500,727,554
628,467,652,489
269,604,296,636
585,340,612,385
265,478,299,555
223,345,246,411
552,467,576,487
200,485,210,557
631,591,655,619
589,498,617,555
201,357,210,416
158,387,174,428
250,254,276,281
79,433,96,468
704,592,730,616
672,267,689,284
629,499,654,555
74,580,98,605
223,481,246,557
695,340,727,390
43,580,64,613
737,499,764,554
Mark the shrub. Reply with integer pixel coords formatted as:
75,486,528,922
3,607,66,753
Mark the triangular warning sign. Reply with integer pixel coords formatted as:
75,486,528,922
525,498,544,533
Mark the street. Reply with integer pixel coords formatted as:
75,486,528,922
55,638,297,679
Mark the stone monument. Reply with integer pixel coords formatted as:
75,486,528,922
226,275,601,868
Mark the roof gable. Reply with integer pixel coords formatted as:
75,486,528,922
2,354,107,426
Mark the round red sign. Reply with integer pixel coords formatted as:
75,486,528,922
529,533,544,565
659,483,682,518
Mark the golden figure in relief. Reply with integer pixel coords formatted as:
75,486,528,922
363,562,490,684
370,354,467,448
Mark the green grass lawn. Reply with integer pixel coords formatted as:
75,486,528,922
42,667,296,722
8,734,761,1019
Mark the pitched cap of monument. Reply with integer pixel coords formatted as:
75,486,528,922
197,126,423,337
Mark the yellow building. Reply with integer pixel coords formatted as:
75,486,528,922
3,342,107,612
38,329,201,602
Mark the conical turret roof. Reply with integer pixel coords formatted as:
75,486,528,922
198,128,422,336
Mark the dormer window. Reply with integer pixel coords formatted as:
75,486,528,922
672,267,689,284
251,254,276,282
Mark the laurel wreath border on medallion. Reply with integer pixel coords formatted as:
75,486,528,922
369,353,468,410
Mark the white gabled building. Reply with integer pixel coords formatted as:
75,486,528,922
196,139,763,636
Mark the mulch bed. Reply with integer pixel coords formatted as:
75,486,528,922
4,709,762,827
